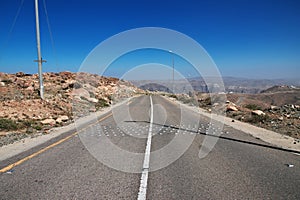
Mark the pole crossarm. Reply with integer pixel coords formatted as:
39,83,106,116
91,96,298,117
34,59,47,63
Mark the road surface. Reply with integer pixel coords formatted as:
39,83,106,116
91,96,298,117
1,95,300,199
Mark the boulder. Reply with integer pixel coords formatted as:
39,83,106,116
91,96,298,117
72,88,90,99
227,105,238,111
56,118,62,123
87,97,98,103
252,110,265,116
270,105,279,110
60,115,69,121
41,118,56,125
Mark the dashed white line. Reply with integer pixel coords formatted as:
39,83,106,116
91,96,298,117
137,95,153,200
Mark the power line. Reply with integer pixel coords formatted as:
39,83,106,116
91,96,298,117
0,0,24,63
42,0,59,72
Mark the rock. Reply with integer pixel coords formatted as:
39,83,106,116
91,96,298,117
87,97,98,103
213,102,219,107
252,110,265,116
278,116,284,121
25,86,34,92
0,82,5,86
16,79,31,88
41,118,56,125
270,105,279,110
89,108,97,112
56,115,69,123
60,115,69,121
72,88,90,99
227,105,238,111
16,72,25,77
59,71,73,80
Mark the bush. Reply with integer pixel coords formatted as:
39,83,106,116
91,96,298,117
108,95,114,101
203,97,211,106
22,120,35,127
177,95,197,105
0,118,18,131
33,125,42,130
21,120,42,130
245,104,262,110
95,98,109,109
245,114,269,124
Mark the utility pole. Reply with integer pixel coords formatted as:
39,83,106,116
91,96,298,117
34,0,46,99
169,50,174,93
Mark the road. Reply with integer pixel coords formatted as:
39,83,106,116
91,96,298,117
1,95,300,199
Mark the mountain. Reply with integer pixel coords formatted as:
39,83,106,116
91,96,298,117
130,77,300,94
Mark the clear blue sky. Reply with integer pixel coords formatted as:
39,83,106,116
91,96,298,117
0,0,299,79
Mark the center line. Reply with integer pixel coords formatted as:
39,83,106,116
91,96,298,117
137,95,153,200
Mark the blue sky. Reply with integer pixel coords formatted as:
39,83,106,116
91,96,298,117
0,0,299,79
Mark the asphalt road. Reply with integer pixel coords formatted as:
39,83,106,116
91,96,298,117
1,95,300,199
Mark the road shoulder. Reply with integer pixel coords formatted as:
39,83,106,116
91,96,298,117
164,96,300,152
0,97,134,161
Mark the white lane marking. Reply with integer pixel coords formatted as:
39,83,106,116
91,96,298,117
137,95,153,200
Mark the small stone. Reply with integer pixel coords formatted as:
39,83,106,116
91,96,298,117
41,118,56,125
252,110,265,116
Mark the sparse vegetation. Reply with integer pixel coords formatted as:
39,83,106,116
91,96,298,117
177,95,198,106
21,120,42,131
168,94,177,99
245,104,262,110
244,114,269,124
108,95,114,101
95,98,109,109
0,118,18,131
0,118,43,132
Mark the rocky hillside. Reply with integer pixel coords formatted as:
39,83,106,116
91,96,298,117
0,71,143,146
166,87,300,140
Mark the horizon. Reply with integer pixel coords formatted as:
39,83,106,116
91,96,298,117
1,70,300,82
0,0,300,79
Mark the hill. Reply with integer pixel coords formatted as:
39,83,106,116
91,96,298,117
176,86,300,139
0,71,143,146
131,77,300,94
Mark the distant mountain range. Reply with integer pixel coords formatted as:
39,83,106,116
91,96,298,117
130,77,300,94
